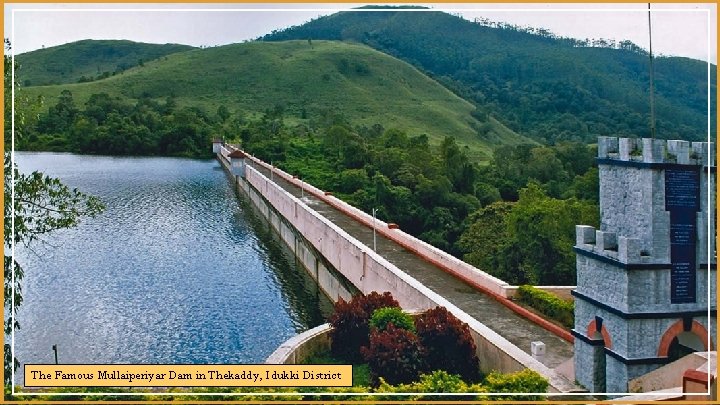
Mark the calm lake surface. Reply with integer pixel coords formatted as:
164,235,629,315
13,152,333,385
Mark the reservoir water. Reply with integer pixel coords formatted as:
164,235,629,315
13,152,333,385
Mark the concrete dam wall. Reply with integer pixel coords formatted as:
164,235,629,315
216,145,575,393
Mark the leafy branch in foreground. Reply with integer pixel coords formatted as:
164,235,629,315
3,157,104,384
4,39,105,386
7,162,104,245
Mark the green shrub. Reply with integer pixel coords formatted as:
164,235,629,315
415,306,480,382
515,285,574,328
375,370,548,402
328,291,399,362
481,369,549,400
377,369,548,401
369,307,415,333
375,370,481,400
412,370,469,394
361,323,428,386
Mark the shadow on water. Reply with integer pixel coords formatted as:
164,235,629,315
229,181,335,332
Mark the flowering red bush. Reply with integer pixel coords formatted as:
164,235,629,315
328,292,399,362
415,306,481,382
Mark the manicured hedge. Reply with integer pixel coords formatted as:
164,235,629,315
481,368,549,400
515,285,574,328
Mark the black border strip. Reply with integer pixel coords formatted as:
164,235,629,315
574,247,671,270
572,330,674,365
597,158,715,172
571,329,604,346
572,290,717,319
603,348,673,366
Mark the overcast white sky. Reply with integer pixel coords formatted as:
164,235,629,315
4,3,717,64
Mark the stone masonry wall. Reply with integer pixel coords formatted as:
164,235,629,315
597,136,716,264
575,137,716,394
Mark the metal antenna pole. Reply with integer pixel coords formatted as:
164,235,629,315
648,3,656,139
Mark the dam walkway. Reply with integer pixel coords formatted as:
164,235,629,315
243,159,575,373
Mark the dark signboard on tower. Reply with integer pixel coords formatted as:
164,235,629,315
665,169,700,303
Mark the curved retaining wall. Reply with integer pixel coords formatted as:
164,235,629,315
218,146,575,393
266,324,333,365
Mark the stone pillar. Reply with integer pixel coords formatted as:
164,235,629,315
228,150,247,178
212,138,223,154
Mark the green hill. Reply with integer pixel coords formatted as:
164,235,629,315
16,39,195,86
263,9,716,143
21,40,533,161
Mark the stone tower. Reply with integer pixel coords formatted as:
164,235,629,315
573,137,716,393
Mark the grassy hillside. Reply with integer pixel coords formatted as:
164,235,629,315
14,37,601,283
16,39,195,86
22,40,533,161
264,9,715,143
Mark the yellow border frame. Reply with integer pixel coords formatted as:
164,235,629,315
1,1,718,403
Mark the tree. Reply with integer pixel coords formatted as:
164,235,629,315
459,182,599,285
566,167,599,202
338,168,369,194
439,136,474,194
4,40,104,385
503,183,598,285
458,201,513,278
216,105,230,123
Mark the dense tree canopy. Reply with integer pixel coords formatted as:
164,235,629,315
461,184,598,285
232,107,600,283
20,91,217,158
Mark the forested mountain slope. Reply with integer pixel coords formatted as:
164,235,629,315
264,8,716,143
